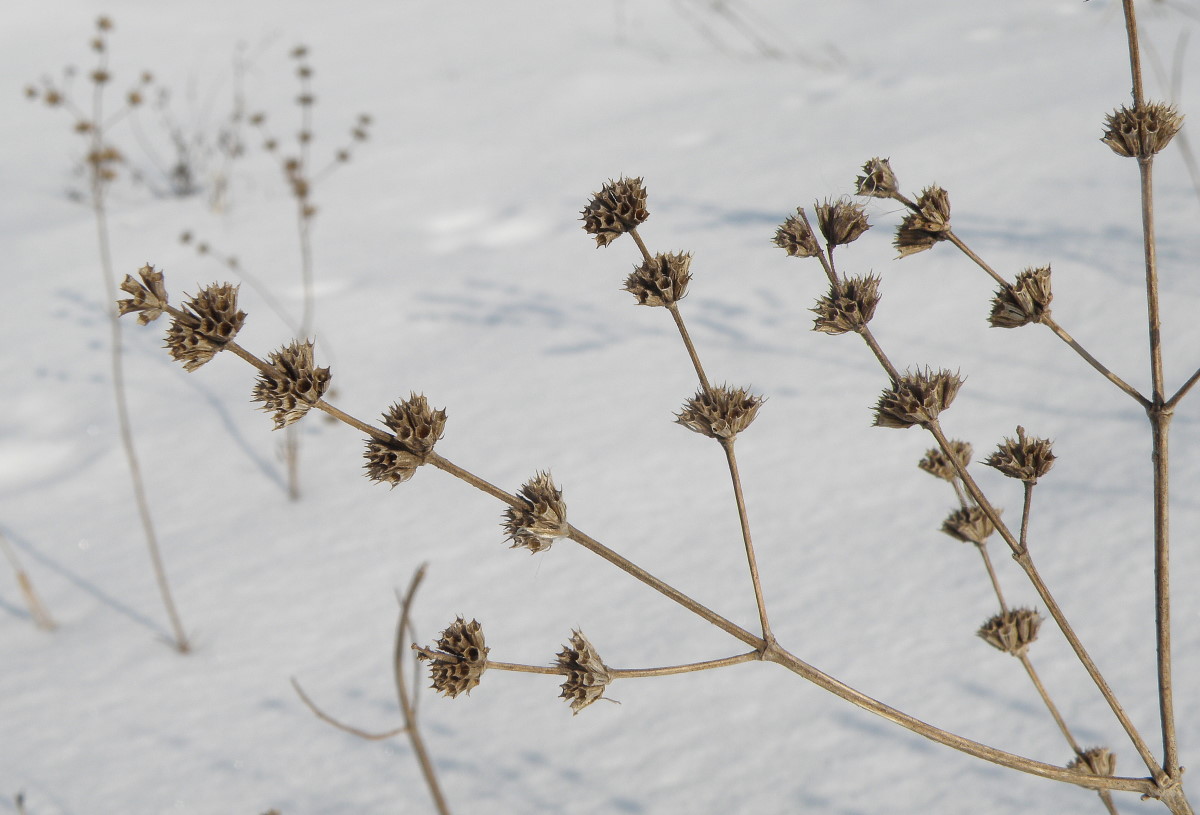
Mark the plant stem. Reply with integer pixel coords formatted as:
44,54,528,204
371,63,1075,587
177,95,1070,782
976,542,1008,615
0,531,55,630
667,302,711,392
479,650,760,678
720,438,774,645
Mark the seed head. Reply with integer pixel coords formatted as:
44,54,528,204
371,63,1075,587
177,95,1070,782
1102,102,1183,158
363,394,447,486
873,368,962,429
252,340,330,429
1068,747,1117,789
581,177,649,247
814,198,870,247
676,384,764,441
985,426,1055,483
894,186,951,257
624,252,692,307
812,274,881,335
773,208,821,258
164,283,246,372
940,506,996,545
557,630,612,714
989,266,1053,328
117,264,169,325
918,440,973,481
91,69,110,85
855,157,900,198
419,618,488,698
977,608,1043,656
503,472,568,553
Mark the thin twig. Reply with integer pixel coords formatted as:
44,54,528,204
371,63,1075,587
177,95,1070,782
0,531,55,630
721,439,773,645
290,678,408,741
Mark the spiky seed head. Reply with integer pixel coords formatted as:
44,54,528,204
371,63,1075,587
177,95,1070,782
773,209,821,258
1102,102,1183,158
1068,747,1117,789
419,618,488,698
676,385,764,441
252,340,330,429
363,394,447,486
117,264,170,325
855,157,900,198
814,198,870,247
918,441,973,481
913,185,951,230
894,185,952,257
581,177,649,247
989,266,1053,329
812,274,881,334
985,426,1055,483
977,608,1042,656
625,252,692,307
503,472,568,553
873,368,962,429
940,506,996,545
164,283,246,372
557,630,612,714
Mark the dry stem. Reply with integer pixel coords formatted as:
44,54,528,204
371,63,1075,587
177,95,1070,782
0,531,55,630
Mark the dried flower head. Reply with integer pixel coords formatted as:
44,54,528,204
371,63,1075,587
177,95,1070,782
985,426,1055,483
1068,747,1117,789
856,157,900,198
557,630,612,714
773,209,821,258
894,186,952,257
940,506,996,545
989,266,1053,328
503,472,568,553
419,618,488,698
815,198,870,246
1102,102,1183,158
117,264,169,325
873,368,962,429
624,252,692,307
581,177,649,247
977,608,1042,656
90,69,110,85
812,274,881,334
676,384,764,440
252,340,330,429
918,440,973,481
363,394,447,486
164,283,246,372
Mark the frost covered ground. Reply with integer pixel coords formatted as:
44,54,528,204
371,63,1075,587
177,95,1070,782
4,1,1200,813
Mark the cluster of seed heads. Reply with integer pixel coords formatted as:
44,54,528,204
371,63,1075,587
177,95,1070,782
502,472,569,554
990,267,1053,329
894,185,952,257
581,177,649,247
918,441,973,482
814,198,870,247
812,275,881,335
941,506,997,545
773,209,822,258
624,252,692,307
556,630,613,714
977,608,1043,657
854,157,900,199
676,385,764,441
419,618,489,699
363,395,447,486
873,368,962,429
1101,102,1184,159
117,264,169,325
252,340,331,429
165,284,246,372
985,426,1056,483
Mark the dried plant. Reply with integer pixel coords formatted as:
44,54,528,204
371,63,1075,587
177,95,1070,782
1,530,55,631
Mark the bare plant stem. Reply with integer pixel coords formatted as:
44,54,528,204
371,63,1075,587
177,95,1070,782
667,302,711,392
1019,481,1035,555
720,439,774,645
0,531,55,630
975,543,1008,615
452,651,760,678
291,679,407,741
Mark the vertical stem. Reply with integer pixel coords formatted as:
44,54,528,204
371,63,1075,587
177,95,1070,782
976,543,1008,615
1151,408,1177,775
667,302,711,392
720,438,773,645
1019,653,1083,755
1122,0,1145,106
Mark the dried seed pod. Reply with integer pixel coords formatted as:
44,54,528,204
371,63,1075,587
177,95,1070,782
363,394,447,486
1102,102,1183,158
918,441,973,481
894,185,952,257
985,426,1055,483
812,274,881,334
503,472,568,553
419,617,488,698
873,368,962,429
117,264,170,325
989,266,1053,328
676,384,764,440
252,340,330,429
557,630,612,714
164,283,246,372
977,608,1042,656
940,506,996,545
624,252,692,307
1068,747,1117,789
855,157,900,198
814,198,870,247
773,209,821,258
581,177,649,247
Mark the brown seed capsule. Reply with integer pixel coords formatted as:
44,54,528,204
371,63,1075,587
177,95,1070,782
940,506,996,545
91,69,110,85
164,283,246,372
989,266,1052,328
918,441,973,481
1102,102,1183,158
985,426,1055,483
419,618,488,698
581,177,649,247
977,608,1042,656
1068,747,1117,789
117,264,170,325
773,209,821,258
855,157,900,198
811,274,881,334
894,185,952,257
873,368,962,429
252,340,331,429
676,384,764,440
503,472,568,553
624,252,691,307
814,198,870,247
557,630,612,714
363,395,447,486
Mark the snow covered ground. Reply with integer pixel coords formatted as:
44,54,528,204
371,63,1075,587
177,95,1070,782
4,1,1200,813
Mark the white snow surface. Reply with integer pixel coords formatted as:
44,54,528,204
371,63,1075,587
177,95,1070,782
4,2,1200,813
